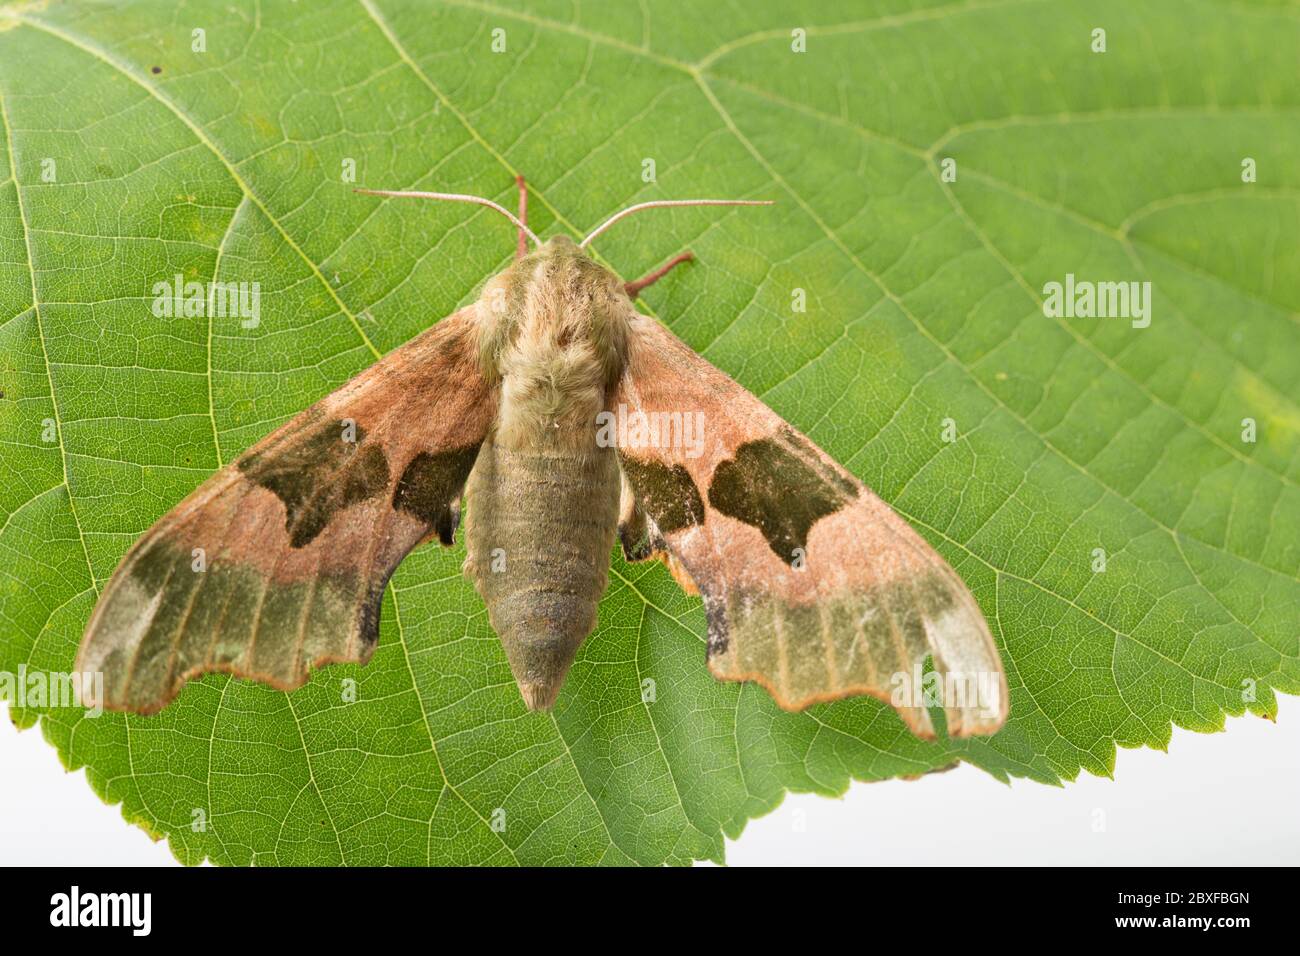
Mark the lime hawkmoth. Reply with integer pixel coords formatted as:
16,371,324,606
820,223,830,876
78,177,1007,738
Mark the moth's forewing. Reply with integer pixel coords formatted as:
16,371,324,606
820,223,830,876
615,312,1007,738
77,308,495,713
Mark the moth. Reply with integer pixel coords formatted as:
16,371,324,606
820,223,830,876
78,176,1007,738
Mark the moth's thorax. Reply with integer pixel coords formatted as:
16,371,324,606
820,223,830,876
474,236,632,449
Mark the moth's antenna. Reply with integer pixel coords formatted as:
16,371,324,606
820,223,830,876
579,199,774,249
355,188,542,249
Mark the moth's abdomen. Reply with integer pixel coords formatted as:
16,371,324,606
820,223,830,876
464,438,620,710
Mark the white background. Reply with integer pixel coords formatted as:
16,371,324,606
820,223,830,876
3,696,1297,866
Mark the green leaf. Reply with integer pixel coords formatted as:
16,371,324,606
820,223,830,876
1,0,1296,865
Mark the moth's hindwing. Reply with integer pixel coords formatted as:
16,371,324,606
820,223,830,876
615,313,1007,738
77,308,495,713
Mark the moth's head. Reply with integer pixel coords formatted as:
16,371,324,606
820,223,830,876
544,234,578,251
511,234,616,288
534,234,584,259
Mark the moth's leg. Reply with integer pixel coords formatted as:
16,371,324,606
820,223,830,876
624,251,694,298
515,175,529,259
